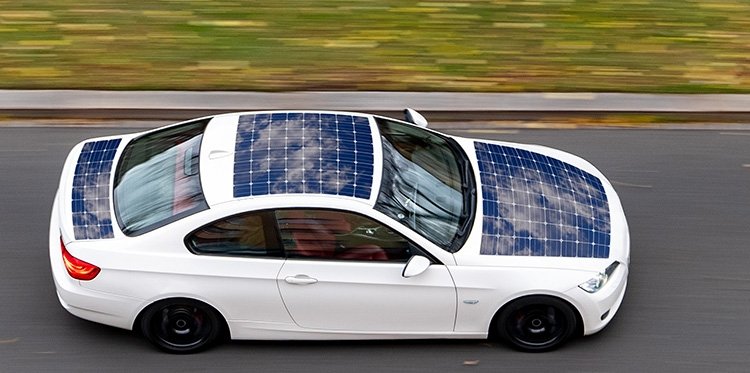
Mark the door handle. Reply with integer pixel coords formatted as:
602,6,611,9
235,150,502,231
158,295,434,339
284,275,318,285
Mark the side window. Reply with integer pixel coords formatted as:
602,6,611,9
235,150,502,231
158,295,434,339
275,209,415,262
186,211,282,257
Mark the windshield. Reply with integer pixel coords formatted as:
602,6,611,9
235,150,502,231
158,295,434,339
375,118,475,252
113,119,209,235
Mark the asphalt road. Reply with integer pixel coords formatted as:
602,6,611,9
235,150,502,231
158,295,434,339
1,125,749,372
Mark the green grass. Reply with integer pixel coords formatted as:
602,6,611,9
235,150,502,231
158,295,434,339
1,0,749,92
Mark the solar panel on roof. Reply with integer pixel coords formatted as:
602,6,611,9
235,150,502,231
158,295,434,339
72,138,121,240
475,142,610,258
233,113,374,200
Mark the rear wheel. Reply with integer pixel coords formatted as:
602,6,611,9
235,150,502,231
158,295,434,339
140,298,222,354
496,296,577,352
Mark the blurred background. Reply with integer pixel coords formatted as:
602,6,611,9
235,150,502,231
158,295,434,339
2,3,750,371
1,0,749,92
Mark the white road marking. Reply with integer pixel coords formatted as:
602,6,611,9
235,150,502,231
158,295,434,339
611,180,653,189
455,129,520,135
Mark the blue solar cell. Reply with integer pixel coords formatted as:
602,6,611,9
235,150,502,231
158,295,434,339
251,182,270,195
234,184,251,197
233,113,375,200
71,138,121,240
547,240,562,257
475,142,611,258
234,161,251,174
357,166,374,179
338,152,356,163
358,151,375,163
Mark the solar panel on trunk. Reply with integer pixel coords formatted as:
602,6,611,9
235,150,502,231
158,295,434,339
72,139,121,240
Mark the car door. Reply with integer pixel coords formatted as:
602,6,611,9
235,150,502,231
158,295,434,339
275,209,457,333
185,210,292,329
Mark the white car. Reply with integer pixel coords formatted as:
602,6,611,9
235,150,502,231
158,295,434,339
49,109,629,353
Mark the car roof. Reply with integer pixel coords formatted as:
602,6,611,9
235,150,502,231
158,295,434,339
199,111,384,210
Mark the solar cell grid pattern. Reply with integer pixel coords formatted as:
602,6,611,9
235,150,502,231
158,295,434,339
234,113,374,199
72,139,121,240
475,142,611,258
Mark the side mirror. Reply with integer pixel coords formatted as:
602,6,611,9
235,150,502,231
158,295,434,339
404,108,428,128
402,255,431,278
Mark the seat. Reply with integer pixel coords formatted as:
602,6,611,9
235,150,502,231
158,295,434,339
286,211,351,258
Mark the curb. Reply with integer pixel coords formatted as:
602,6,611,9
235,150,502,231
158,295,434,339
2,90,750,128
4,90,750,111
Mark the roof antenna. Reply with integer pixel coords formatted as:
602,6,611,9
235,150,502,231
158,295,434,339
404,108,428,128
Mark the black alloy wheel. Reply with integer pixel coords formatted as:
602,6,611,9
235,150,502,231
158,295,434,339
497,296,577,352
140,298,222,354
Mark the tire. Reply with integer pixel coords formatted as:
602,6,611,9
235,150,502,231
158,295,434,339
140,298,222,354
496,296,577,352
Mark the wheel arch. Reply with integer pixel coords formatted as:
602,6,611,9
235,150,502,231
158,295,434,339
488,293,585,340
132,296,231,339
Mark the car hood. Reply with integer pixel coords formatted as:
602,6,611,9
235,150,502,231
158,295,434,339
452,137,629,271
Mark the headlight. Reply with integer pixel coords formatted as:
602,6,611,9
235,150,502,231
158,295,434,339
579,261,620,293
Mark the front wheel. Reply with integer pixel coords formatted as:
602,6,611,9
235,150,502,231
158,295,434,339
496,296,577,352
140,298,222,354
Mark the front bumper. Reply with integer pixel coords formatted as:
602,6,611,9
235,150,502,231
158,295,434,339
566,262,628,335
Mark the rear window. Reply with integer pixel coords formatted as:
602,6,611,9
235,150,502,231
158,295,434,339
113,119,209,235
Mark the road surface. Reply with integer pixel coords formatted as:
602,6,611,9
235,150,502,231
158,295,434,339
1,125,748,372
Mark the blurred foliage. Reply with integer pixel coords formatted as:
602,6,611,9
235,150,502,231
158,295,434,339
1,0,749,92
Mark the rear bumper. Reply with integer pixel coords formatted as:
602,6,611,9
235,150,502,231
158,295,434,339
53,280,141,331
51,255,144,331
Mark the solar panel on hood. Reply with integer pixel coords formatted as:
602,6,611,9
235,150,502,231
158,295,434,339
475,142,610,258
72,139,121,240
233,113,374,200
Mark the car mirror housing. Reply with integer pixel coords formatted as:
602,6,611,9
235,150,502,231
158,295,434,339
402,255,431,278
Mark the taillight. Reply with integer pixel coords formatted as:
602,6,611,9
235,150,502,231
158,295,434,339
60,237,100,280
